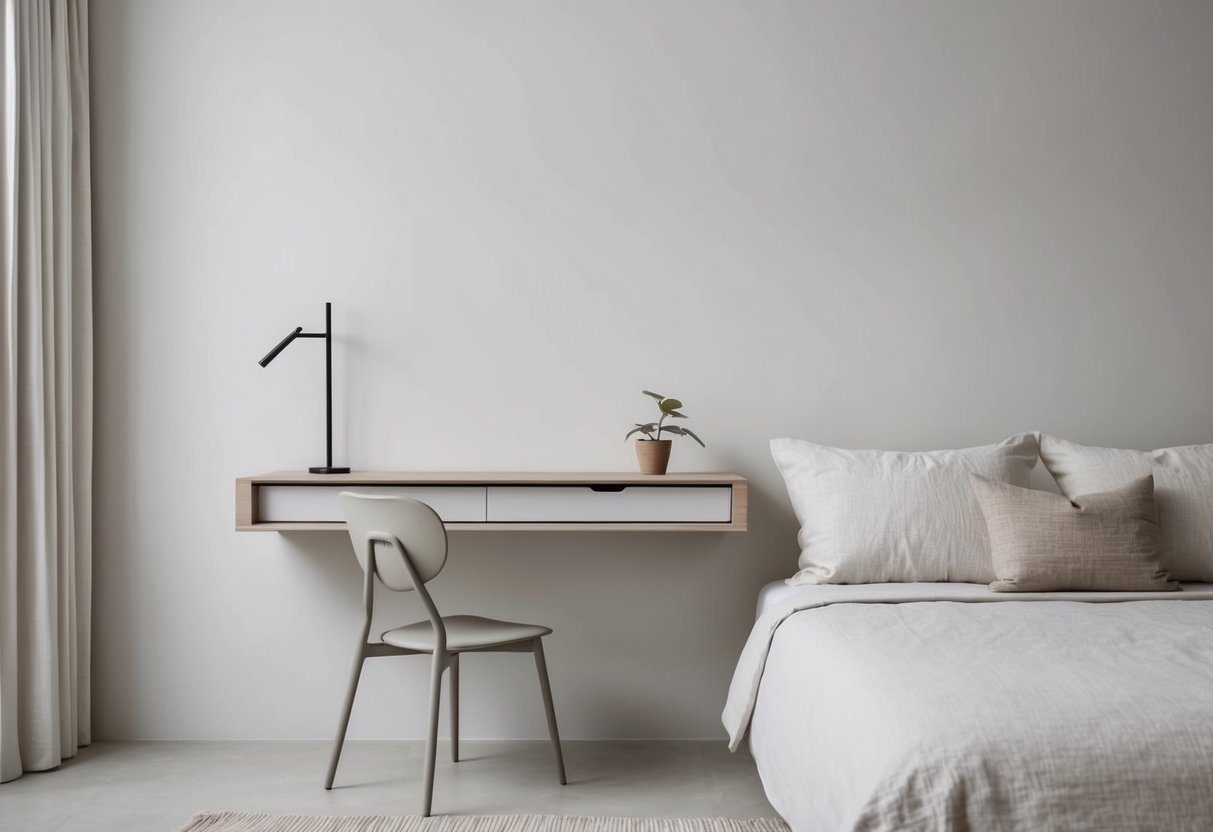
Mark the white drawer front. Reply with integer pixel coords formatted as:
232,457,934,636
486,485,732,523
259,485,487,523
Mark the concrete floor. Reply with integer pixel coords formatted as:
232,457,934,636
0,740,777,832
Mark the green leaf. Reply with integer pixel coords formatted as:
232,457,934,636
680,427,706,448
663,425,706,447
658,397,683,414
664,410,687,419
625,422,658,441
642,390,666,401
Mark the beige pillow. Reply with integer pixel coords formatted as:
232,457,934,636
1039,434,1213,581
970,473,1178,593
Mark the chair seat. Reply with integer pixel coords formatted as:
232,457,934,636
381,615,552,653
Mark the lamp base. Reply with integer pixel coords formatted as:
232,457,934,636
309,466,351,474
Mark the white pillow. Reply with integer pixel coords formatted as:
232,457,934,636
772,434,1039,585
1039,434,1213,581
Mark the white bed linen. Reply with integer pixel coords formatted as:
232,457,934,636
725,582,1213,831
755,579,800,619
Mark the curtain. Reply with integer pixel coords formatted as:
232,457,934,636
0,0,92,784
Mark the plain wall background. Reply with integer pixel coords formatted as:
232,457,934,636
90,0,1213,739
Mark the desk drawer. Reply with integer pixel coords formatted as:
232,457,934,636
258,485,487,523
486,485,732,523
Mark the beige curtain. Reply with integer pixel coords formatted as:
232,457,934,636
0,0,92,784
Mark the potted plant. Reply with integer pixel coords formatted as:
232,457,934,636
625,390,706,474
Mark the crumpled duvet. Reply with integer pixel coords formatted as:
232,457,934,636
723,582,1213,831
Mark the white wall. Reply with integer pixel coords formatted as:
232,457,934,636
90,0,1213,739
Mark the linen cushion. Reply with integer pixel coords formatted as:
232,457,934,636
1040,434,1213,581
772,434,1039,585
970,473,1177,592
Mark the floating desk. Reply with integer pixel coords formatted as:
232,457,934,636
235,472,748,532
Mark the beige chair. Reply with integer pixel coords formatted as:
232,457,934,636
325,492,567,816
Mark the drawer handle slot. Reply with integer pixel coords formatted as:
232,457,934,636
588,484,627,493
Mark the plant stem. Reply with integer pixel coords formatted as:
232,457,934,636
657,413,666,440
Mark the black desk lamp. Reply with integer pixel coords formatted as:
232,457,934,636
258,301,350,474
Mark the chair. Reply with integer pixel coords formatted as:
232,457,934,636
324,492,567,816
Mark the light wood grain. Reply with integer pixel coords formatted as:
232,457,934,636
730,480,748,531
235,472,748,533
238,471,745,485
238,522,745,533
235,479,255,529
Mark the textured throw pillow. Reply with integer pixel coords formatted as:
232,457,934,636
772,434,1039,585
1040,434,1213,582
971,473,1178,593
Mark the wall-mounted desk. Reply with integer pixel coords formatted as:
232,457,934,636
235,472,748,532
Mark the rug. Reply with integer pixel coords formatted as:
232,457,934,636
175,813,788,832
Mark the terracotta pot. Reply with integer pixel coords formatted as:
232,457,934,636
635,439,673,475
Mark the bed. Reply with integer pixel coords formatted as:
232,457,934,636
740,432,1213,829
726,580,1213,831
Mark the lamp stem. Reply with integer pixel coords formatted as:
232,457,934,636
307,301,348,474
325,301,333,469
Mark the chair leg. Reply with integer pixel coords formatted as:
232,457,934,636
324,648,367,790
421,652,445,817
449,653,460,763
532,638,567,785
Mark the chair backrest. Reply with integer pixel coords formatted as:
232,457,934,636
339,492,448,592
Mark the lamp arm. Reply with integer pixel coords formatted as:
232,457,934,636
258,327,304,367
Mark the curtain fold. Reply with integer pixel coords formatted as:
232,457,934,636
0,0,92,784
